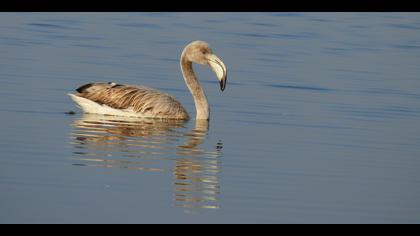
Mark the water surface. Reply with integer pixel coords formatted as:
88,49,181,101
1,13,420,223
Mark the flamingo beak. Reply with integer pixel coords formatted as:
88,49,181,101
207,54,227,91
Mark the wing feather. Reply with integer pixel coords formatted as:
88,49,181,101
73,82,190,119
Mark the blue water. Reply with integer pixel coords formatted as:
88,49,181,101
1,12,420,223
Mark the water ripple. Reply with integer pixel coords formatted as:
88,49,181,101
390,44,420,50
385,23,420,30
118,23,163,29
27,23,81,31
266,84,334,92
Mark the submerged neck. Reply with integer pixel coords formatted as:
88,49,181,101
180,53,210,120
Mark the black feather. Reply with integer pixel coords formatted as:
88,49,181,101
76,83,94,93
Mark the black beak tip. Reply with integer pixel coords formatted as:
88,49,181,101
220,78,227,92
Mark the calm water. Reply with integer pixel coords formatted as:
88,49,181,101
1,13,420,223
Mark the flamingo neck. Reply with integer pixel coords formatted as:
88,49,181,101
180,53,210,120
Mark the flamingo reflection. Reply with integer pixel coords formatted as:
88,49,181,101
69,114,222,211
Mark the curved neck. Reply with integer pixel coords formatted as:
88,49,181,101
180,52,210,120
